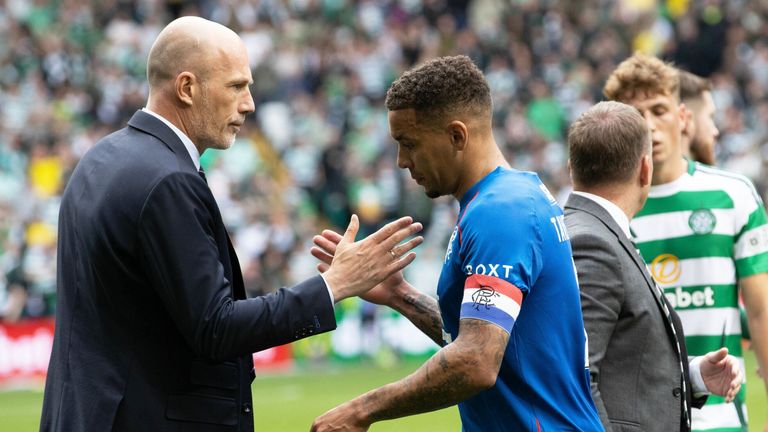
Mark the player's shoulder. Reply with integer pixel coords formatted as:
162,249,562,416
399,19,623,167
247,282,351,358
479,168,550,201
693,162,755,187
465,170,521,211
461,168,555,228
691,161,763,205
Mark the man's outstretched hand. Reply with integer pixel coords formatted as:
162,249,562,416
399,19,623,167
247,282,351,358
319,215,422,303
700,347,743,403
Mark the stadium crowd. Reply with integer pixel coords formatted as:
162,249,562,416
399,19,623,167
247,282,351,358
0,0,767,322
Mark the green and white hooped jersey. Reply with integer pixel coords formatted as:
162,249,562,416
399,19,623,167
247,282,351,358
631,159,768,432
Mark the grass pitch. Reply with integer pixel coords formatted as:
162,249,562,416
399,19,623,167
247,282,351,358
0,360,459,431
1,352,765,431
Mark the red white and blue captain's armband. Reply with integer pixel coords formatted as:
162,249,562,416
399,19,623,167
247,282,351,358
460,274,523,333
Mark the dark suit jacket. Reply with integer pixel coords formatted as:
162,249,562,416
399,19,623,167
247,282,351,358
40,110,336,431
565,193,705,432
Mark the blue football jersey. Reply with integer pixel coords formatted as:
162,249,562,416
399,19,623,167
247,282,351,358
438,167,603,431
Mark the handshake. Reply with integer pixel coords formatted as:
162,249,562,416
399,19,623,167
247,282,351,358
315,214,424,306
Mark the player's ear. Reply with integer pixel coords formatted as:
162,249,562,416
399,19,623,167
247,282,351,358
447,120,468,151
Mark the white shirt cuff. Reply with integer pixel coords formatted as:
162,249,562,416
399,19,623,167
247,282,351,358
689,356,709,396
319,273,335,305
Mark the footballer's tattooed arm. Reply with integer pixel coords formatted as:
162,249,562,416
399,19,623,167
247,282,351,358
395,289,444,346
311,319,508,431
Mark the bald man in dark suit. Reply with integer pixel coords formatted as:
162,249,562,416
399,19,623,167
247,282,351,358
40,17,423,432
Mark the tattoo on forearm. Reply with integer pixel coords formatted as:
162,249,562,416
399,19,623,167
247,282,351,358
438,350,449,372
366,349,470,422
362,320,508,423
402,293,444,345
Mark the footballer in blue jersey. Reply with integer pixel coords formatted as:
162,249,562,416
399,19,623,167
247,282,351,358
439,166,601,431
311,56,603,432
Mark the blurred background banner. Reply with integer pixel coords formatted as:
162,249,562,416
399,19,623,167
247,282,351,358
0,301,437,385
250,297,438,374
0,318,53,386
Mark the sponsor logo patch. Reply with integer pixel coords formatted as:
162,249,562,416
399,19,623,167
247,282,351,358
650,253,681,284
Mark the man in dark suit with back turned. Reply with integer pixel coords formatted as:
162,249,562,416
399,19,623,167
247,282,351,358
40,17,423,432
564,101,742,432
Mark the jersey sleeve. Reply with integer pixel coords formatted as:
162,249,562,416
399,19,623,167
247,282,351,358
733,181,768,278
734,205,768,277
456,200,541,333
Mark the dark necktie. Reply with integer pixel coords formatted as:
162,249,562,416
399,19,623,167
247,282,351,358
631,237,690,430
198,167,207,184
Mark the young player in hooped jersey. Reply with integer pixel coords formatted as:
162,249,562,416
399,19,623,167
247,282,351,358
310,56,603,431
605,54,768,432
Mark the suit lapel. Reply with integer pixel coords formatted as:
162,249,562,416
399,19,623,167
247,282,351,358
564,194,675,337
127,110,198,173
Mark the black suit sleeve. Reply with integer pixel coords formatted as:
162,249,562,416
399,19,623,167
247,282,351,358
571,230,625,432
137,172,335,362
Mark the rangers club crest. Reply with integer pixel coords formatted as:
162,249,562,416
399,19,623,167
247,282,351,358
688,208,716,235
471,286,499,310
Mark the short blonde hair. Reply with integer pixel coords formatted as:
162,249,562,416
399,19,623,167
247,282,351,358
603,53,679,103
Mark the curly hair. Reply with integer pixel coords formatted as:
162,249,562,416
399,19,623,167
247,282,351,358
568,101,650,187
385,55,491,123
678,69,711,103
603,53,679,103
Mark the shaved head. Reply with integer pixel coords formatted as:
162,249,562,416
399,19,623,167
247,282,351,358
147,16,243,90
145,16,254,153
